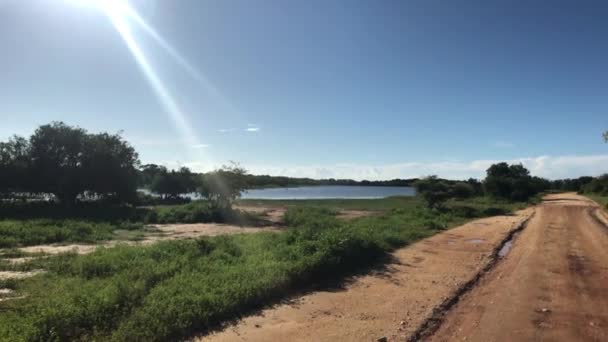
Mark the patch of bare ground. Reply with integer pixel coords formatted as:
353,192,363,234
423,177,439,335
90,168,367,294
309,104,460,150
144,223,282,241
0,270,44,280
200,208,535,342
237,205,376,224
235,206,287,224
13,223,281,256
336,210,377,220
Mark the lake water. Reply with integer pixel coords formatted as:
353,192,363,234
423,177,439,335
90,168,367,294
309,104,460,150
241,185,416,200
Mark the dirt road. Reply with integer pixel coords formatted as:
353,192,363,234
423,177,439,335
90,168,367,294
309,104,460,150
430,193,608,341
203,207,535,341
203,193,608,341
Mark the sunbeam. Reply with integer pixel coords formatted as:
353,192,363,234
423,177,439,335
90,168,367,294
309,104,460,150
108,14,199,147
120,6,240,116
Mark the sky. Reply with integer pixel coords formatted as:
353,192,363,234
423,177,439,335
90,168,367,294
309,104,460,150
0,0,606,180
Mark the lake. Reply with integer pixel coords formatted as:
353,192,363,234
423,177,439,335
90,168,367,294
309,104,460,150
241,185,416,200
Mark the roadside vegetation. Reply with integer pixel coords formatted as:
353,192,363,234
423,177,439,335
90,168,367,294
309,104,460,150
0,196,530,341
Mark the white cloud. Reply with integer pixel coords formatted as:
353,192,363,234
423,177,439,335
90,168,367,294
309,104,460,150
152,154,608,180
190,144,210,149
217,128,236,133
245,124,261,132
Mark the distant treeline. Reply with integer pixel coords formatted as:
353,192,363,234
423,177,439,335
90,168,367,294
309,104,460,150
138,171,418,189
2,122,607,206
196,174,414,189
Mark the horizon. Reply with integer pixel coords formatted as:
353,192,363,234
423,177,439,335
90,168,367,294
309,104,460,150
1,0,606,180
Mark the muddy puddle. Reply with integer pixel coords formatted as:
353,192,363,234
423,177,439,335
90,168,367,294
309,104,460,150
498,232,520,257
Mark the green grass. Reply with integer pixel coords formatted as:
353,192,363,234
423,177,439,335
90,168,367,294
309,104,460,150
0,196,530,341
0,201,256,225
586,194,608,208
0,220,144,248
0,201,262,249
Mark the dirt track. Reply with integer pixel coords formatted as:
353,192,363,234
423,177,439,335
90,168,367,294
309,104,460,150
202,207,535,341
203,193,608,341
430,193,608,341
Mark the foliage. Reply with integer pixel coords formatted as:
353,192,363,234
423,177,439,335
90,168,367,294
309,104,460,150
199,163,249,209
0,197,526,341
241,174,418,188
0,122,139,204
0,200,245,226
581,174,608,195
150,167,197,199
414,176,454,208
451,182,476,199
413,176,479,208
483,163,547,201
550,176,594,192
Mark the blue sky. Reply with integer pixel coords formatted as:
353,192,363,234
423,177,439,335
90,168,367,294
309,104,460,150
0,0,606,179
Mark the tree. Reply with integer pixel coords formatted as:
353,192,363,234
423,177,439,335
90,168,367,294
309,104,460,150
2,122,141,204
139,164,165,187
451,182,475,199
28,122,89,203
604,131,607,142
150,167,197,199
81,132,140,203
199,163,249,209
0,136,31,196
483,162,543,201
414,176,453,209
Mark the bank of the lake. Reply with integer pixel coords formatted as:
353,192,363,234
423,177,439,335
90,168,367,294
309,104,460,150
241,185,415,200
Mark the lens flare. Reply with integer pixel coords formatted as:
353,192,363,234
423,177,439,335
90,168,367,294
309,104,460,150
108,14,198,146
119,7,239,115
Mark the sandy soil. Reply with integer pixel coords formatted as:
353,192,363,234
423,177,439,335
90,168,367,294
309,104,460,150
16,223,282,256
201,208,535,341
429,193,608,341
236,205,376,224
0,270,44,280
145,223,282,240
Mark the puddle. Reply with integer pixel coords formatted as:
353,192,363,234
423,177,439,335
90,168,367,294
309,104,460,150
466,238,485,244
498,232,520,257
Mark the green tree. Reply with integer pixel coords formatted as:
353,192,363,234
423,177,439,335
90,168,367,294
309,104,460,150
150,167,197,199
81,132,140,203
0,136,31,196
483,162,544,201
13,122,141,204
28,122,89,203
414,176,452,209
604,131,607,142
199,163,249,209
451,182,475,199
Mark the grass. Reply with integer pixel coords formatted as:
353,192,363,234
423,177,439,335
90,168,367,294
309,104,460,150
0,201,261,249
0,220,144,248
0,201,257,225
586,193,608,207
0,196,530,341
